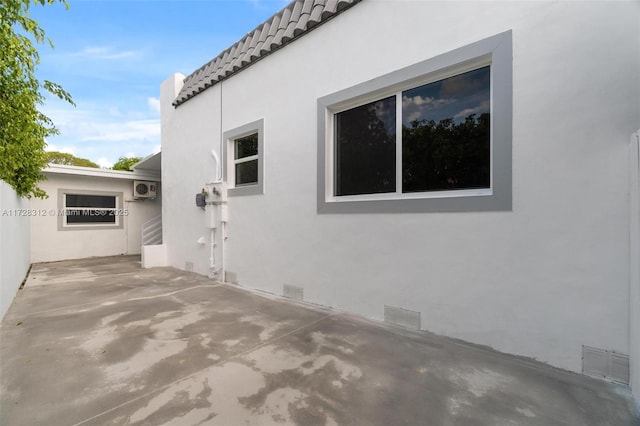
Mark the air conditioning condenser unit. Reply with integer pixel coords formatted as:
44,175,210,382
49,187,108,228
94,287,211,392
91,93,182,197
133,181,157,199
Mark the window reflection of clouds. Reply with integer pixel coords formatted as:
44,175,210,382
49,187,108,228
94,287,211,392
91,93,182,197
402,95,456,123
453,99,490,120
402,66,490,126
374,98,396,135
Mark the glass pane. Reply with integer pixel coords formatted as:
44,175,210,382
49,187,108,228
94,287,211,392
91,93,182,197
402,66,490,192
235,159,258,186
66,194,116,208
335,96,396,196
66,209,117,224
235,133,258,159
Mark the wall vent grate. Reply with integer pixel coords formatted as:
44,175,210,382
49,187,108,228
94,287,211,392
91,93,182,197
582,345,629,384
185,262,194,272
283,284,303,301
384,305,421,330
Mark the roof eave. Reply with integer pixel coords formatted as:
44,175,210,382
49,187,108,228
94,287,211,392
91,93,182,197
172,0,362,108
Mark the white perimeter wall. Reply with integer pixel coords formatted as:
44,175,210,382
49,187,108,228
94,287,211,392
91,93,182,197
0,180,31,320
30,174,161,263
161,1,640,373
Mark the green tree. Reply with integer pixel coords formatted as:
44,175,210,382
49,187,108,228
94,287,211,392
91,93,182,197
46,151,99,168
112,156,142,172
0,0,74,198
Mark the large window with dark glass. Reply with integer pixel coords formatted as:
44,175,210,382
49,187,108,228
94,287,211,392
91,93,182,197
335,96,396,196
64,194,117,225
334,66,490,197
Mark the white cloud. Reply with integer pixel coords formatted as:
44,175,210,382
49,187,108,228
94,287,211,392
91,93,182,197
81,119,160,142
108,106,122,117
147,97,161,114
402,95,458,124
96,157,113,169
43,105,159,143
454,99,490,120
41,99,161,168
152,145,161,154
71,46,141,60
402,95,455,109
44,144,75,155
407,110,424,124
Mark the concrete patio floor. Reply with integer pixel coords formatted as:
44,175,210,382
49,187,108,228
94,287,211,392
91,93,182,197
1,256,638,426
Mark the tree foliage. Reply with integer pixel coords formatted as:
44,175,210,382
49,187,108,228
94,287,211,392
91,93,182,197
112,156,142,172
403,113,490,192
46,151,99,168
0,0,74,198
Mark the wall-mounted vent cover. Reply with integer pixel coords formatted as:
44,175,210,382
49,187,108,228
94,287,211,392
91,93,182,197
185,261,194,273
384,305,421,330
283,284,303,301
582,346,629,384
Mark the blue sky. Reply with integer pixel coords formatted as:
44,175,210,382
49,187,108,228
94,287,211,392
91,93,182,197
31,0,288,168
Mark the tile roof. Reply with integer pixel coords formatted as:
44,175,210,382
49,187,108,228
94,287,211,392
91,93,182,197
173,0,362,107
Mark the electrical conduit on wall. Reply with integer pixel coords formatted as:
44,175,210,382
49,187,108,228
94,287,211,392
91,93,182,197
205,129,228,281
630,130,640,402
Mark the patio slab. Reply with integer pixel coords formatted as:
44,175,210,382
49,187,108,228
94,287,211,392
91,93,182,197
1,255,638,425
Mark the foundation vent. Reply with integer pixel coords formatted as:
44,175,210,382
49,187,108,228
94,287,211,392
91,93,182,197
582,346,629,384
185,261,194,272
225,271,238,284
283,284,303,301
384,305,421,330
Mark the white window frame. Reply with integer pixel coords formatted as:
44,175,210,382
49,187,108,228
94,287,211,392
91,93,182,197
317,31,512,213
223,119,265,196
57,189,124,231
233,136,259,187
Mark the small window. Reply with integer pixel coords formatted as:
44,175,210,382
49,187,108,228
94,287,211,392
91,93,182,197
58,190,124,230
66,194,117,224
234,133,259,186
224,119,264,196
318,31,512,213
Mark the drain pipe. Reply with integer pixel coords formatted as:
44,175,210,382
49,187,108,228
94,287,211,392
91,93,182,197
204,82,227,282
206,149,227,282
630,130,640,399
220,203,228,283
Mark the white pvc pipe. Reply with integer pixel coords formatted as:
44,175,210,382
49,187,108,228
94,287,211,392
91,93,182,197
207,150,223,281
221,221,226,283
630,131,640,399
209,227,216,279
210,150,223,183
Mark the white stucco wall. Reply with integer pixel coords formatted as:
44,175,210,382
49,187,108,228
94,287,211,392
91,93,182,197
30,172,161,263
161,73,221,275
161,1,640,374
0,180,31,320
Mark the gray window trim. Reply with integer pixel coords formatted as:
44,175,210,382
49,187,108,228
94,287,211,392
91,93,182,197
223,119,265,196
57,189,124,231
317,30,512,214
